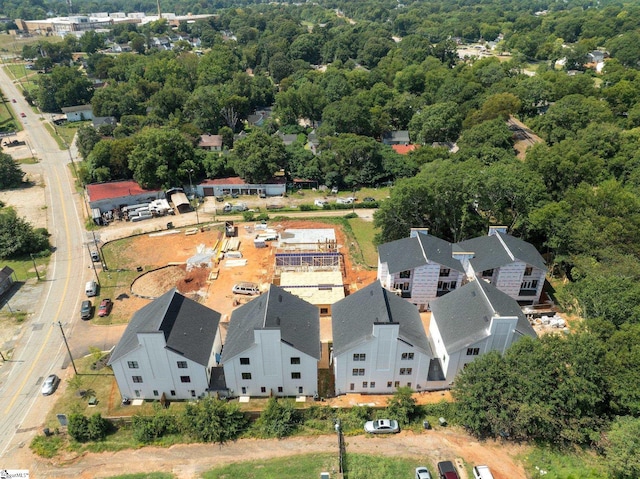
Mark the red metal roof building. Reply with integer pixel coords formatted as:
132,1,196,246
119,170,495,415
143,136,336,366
87,180,165,212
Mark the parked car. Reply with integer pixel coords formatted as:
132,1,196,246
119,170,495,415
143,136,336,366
331,186,339,194
437,461,460,479
41,374,60,396
472,465,494,479
97,298,113,317
232,282,260,295
90,250,100,262
364,419,400,434
20,112,26,118
416,466,433,479
215,196,224,202
80,300,92,320
314,199,328,207
336,197,353,205
363,197,376,203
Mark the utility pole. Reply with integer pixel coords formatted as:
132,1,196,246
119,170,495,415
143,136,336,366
56,321,77,374
30,253,40,281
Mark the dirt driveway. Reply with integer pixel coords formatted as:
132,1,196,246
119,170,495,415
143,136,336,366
29,429,528,479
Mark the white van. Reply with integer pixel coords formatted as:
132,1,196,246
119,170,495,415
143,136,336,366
472,465,494,479
232,282,260,295
85,280,98,297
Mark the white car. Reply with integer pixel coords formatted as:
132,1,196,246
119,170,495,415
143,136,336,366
364,419,400,434
41,374,60,396
314,199,328,207
416,466,432,479
336,197,353,205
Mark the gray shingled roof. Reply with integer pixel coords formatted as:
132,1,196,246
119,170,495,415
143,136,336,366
430,280,536,354
222,284,320,361
455,233,546,273
378,233,463,275
108,288,221,366
332,281,432,356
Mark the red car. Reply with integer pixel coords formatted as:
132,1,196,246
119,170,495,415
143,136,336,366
97,299,113,317
20,112,26,118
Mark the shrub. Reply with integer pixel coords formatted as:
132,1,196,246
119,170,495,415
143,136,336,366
255,398,300,438
30,434,63,458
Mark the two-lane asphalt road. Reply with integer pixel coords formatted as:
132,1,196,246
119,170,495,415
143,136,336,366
0,64,91,466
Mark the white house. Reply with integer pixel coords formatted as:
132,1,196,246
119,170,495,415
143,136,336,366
196,177,286,198
332,281,446,395
377,228,466,311
221,284,320,398
61,104,94,122
454,226,547,304
108,288,222,401
429,279,537,385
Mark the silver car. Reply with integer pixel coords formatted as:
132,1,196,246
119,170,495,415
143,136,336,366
41,374,60,396
364,419,400,434
416,466,432,479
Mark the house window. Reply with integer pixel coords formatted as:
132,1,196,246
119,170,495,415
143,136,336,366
127,361,139,369
394,381,400,387
399,368,412,375
353,353,366,361
291,372,301,379
401,352,414,360
407,382,411,388
387,381,392,388
191,390,196,397
261,387,266,393
170,390,176,396
482,269,493,277
290,357,300,365
134,390,140,397
524,266,533,276
177,361,188,369
180,376,191,383
399,270,411,279
240,357,250,365
241,387,247,394
466,348,480,356
153,390,159,396
352,368,365,376
320,308,329,314
242,372,252,380
370,382,375,388
439,268,450,277
298,387,303,394
350,383,355,391
132,376,143,383
362,382,368,388
278,386,283,393
521,279,538,290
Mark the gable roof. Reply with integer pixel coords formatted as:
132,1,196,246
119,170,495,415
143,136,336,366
455,232,546,272
332,281,431,356
108,288,221,366
86,180,161,202
0,266,14,281
430,280,536,354
378,232,464,274
223,284,320,361
61,104,93,113
199,134,222,148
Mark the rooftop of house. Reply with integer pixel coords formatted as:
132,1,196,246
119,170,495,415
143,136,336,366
430,280,536,354
332,281,432,357
222,284,320,361
378,231,464,275
108,288,221,366
86,180,162,202
454,232,546,272
198,134,223,148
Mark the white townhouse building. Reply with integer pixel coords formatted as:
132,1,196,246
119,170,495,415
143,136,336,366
108,289,222,401
332,281,447,395
377,228,466,311
222,284,320,398
429,279,537,385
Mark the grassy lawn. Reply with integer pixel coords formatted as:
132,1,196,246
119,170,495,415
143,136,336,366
44,122,67,149
202,453,428,479
107,474,175,479
348,217,379,268
92,268,139,325
55,120,87,148
0,98,19,132
522,445,610,479
2,255,47,281
0,32,62,54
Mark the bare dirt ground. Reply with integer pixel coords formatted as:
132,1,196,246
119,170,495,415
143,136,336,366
28,429,528,479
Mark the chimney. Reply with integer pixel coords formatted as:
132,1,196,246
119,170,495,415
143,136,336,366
488,226,507,237
409,228,429,238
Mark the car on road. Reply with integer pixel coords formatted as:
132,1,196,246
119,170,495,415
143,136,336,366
11,98,16,103
90,250,100,262
80,300,92,320
97,298,113,317
20,112,26,118
364,419,400,434
437,461,460,479
41,374,60,396
416,466,433,479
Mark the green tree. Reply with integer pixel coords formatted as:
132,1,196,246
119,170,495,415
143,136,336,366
181,397,248,444
605,324,640,415
408,101,462,144
255,398,299,438
385,387,417,426
0,153,25,189
319,134,386,187
0,207,50,258
228,130,286,183
76,126,102,160
36,66,94,112
604,416,640,479
67,413,90,442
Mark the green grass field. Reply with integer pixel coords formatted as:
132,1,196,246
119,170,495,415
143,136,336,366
348,217,379,267
522,446,610,479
